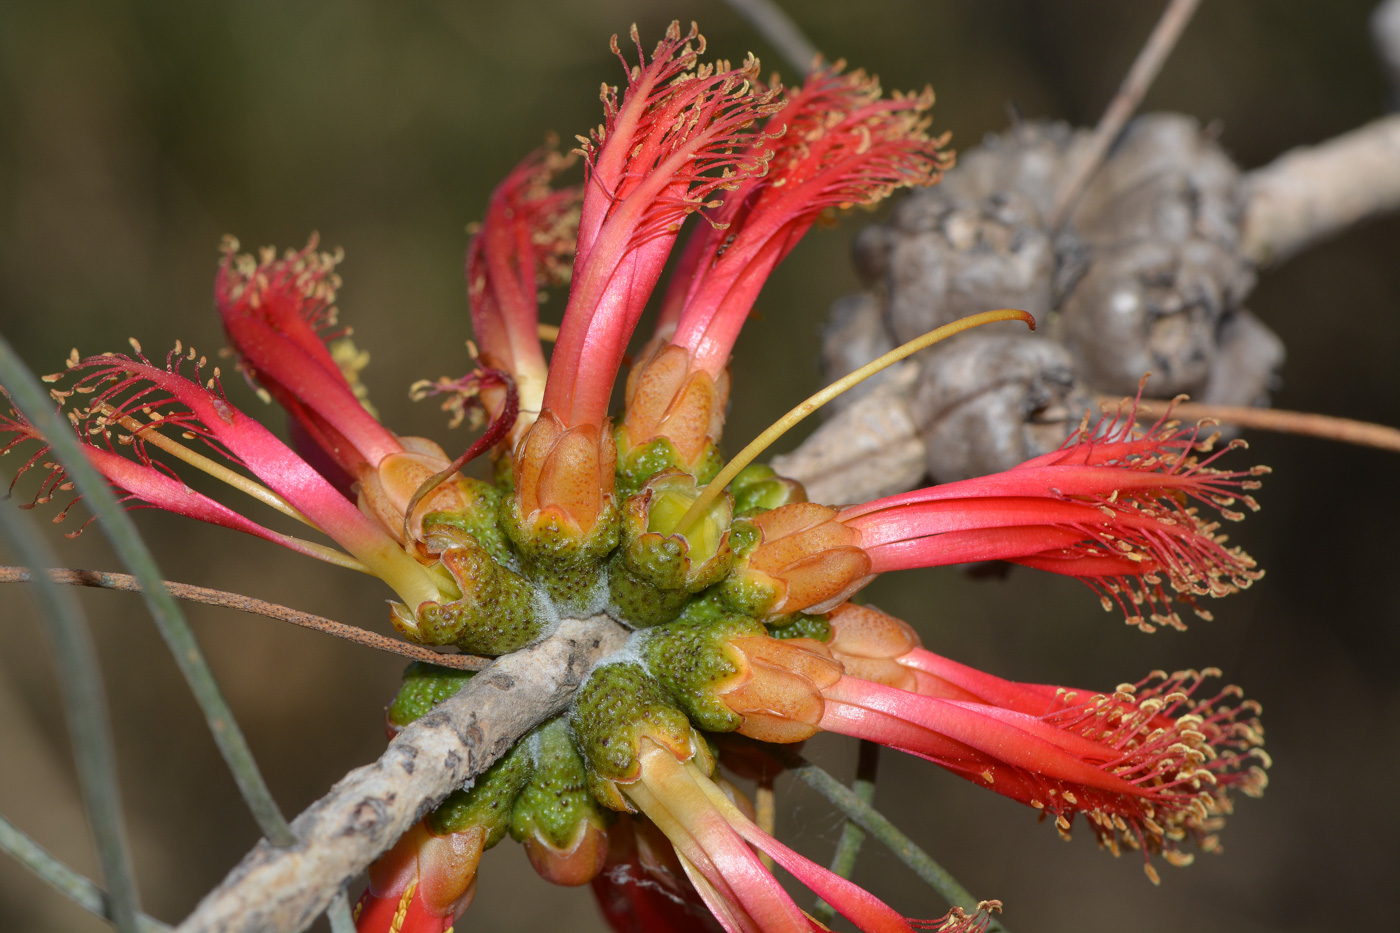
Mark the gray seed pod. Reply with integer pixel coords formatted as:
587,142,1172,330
1199,308,1286,408
939,119,1084,212
1057,114,1258,397
875,188,1057,344
797,113,1288,500
913,333,1094,483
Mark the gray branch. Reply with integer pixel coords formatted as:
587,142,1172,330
1241,114,1400,266
175,615,629,933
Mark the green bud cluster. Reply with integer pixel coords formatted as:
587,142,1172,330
410,526,541,655
394,425,823,657
387,664,610,860
508,718,610,852
387,440,841,828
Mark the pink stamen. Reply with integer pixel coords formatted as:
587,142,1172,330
217,237,403,474
663,64,948,376
541,24,780,430
27,348,442,607
837,404,1264,629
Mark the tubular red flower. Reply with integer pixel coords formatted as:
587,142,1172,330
818,668,1268,880
467,148,579,446
838,405,1266,631
591,815,728,933
825,602,1067,709
622,739,920,933
13,345,444,608
354,821,483,933
216,237,403,475
663,64,950,376
540,22,781,430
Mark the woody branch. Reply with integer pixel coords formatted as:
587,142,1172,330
175,615,628,933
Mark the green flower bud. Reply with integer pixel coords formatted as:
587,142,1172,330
609,471,734,627
639,613,767,732
715,518,782,617
428,735,536,845
568,663,698,811
729,463,808,517
509,719,611,885
500,493,620,611
394,526,545,656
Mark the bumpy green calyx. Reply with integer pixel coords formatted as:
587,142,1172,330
569,663,697,811
386,661,476,731
510,719,609,851
640,613,768,732
609,471,735,627
614,433,724,497
429,733,536,844
394,525,544,655
768,612,833,642
420,476,510,564
715,518,782,617
729,463,808,517
500,494,620,611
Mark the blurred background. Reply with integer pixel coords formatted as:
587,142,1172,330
1,1,1397,930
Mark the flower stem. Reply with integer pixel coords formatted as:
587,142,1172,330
0,566,490,671
0,813,169,933
1127,396,1400,453
0,333,296,846
785,752,1008,933
811,740,880,926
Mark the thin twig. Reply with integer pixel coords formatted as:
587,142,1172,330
811,740,879,926
1122,397,1400,453
0,567,491,671
0,813,170,933
720,0,820,75
0,333,296,846
0,485,141,931
175,615,629,933
1050,0,1203,226
1242,113,1400,265
785,753,1007,933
